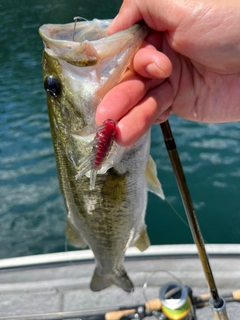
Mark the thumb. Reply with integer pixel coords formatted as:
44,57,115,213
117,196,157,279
108,0,145,34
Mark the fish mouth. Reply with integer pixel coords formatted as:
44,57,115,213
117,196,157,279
39,19,148,67
39,19,112,67
39,19,111,44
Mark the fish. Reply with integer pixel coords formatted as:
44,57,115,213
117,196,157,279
39,18,164,292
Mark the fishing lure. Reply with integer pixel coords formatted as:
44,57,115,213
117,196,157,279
75,119,117,190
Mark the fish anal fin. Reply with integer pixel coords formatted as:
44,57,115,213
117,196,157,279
66,220,87,248
90,267,134,292
146,155,165,200
133,227,150,252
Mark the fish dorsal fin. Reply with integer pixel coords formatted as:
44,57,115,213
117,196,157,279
146,155,165,200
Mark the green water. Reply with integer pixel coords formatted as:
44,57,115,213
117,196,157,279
0,0,240,259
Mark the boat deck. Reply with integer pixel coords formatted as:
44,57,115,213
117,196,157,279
0,244,240,320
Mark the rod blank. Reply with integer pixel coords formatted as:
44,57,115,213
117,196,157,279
160,120,222,308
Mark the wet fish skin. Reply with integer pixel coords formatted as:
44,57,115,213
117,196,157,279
39,19,163,292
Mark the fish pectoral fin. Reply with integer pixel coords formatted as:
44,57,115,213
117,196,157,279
71,131,95,145
133,227,150,252
90,267,134,292
66,220,87,248
146,155,165,200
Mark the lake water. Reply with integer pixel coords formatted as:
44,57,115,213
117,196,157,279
1,0,240,260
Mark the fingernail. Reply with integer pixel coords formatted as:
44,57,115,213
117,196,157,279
145,63,166,78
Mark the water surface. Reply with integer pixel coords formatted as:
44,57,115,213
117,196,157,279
0,0,240,259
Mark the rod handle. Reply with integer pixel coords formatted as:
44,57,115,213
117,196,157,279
232,289,240,300
145,298,162,310
105,298,162,320
199,289,240,301
105,309,136,320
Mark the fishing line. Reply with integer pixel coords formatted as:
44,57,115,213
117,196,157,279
142,270,183,306
72,16,88,41
164,197,211,248
164,197,189,228
72,16,102,42
64,238,79,267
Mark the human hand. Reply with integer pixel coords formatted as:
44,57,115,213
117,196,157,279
96,0,240,147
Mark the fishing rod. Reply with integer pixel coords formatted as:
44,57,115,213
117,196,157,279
160,120,229,320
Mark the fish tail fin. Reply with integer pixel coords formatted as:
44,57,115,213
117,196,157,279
90,267,134,292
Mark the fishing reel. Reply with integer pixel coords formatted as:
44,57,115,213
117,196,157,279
106,282,197,320
158,282,196,320
105,278,240,320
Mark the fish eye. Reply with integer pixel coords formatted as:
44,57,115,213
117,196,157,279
44,75,61,98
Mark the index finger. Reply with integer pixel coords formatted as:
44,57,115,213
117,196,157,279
95,70,163,125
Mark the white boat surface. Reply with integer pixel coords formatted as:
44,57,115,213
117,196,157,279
0,244,240,320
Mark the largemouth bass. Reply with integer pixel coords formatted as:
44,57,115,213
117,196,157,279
39,19,164,292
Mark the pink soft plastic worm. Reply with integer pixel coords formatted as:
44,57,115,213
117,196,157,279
75,119,117,190
93,119,116,169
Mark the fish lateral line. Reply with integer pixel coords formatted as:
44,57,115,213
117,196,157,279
75,119,117,190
